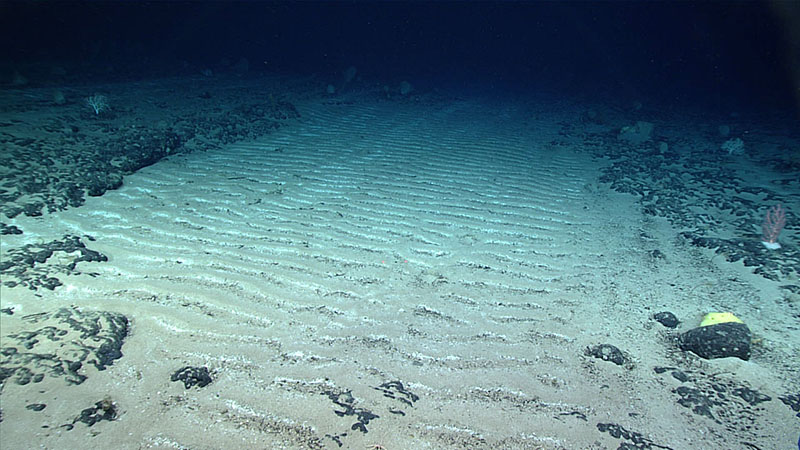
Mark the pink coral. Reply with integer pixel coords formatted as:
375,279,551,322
761,204,786,249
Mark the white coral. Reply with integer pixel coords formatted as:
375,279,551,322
721,137,744,155
85,94,109,115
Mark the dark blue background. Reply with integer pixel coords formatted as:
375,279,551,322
2,1,798,113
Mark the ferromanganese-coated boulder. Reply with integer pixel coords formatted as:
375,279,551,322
678,322,752,361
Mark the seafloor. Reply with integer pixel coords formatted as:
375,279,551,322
0,73,798,449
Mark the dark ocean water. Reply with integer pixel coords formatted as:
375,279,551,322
2,1,797,115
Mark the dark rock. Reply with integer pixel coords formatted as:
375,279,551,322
40,277,63,290
0,223,23,235
171,366,212,389
671,370,689,383
657,366,776,429
584,344,628,367
732,387,771,406
679,322,751,361
323,389,379,433
653,311,679,328
674,385,719,420
373,380,419,408
74,398,117,426
0,307,128,386
22,203,43,216
0,235,107,290
597,422,669,449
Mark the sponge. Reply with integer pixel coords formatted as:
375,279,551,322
699,312,743,327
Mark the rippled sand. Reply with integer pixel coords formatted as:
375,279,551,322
1,97,797,449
